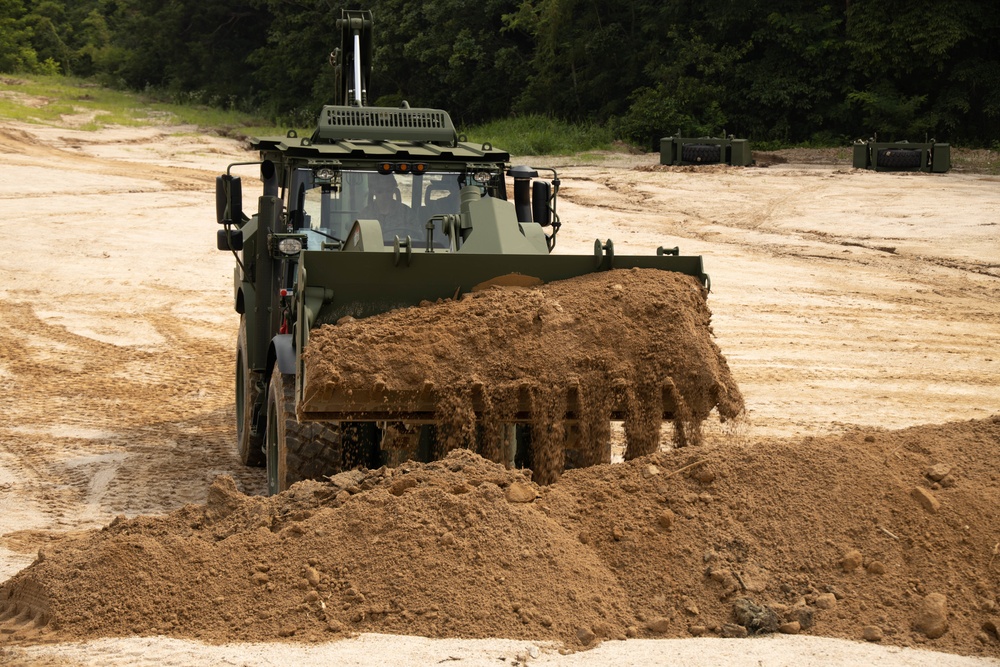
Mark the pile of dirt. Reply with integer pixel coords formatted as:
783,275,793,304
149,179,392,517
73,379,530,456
303,268,744,483
1,417,998,658
636,163,735,174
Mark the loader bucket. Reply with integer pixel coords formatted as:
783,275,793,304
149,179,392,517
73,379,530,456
295,248,710,423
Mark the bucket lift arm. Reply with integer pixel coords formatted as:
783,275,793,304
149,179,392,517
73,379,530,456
331,9,373,107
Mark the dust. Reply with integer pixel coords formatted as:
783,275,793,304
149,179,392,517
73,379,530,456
1,417,999,658
302,268,744,483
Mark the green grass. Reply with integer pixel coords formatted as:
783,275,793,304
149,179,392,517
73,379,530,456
8,75,997,171
1,76,621,155
2,76,621,154
463,115,616,156
951,148,1000,175
0,74,288,137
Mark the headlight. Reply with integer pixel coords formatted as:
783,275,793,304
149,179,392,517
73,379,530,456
277,238,303,255
315,167,335,181
278,239,302,255
473,171,492,184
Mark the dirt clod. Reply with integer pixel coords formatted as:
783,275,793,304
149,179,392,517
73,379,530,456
779,621,801,635
916,593,950,639
815,593,837,610
841,550,864,572
866,561,887,575
720,623,749,638
504,483,537,504
926,464,952,482
733,598,780,634
911,487,942,514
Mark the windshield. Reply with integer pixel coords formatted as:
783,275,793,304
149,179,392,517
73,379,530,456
297,170,466,249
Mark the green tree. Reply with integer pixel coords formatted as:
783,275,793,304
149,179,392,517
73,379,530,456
99,0,268,106
0,0,41,73
725,4,850,143
370,0,530,124
846,0,1000,143
75,8,118,78
21,2,69,72
244,0,339,123
508,0,651,121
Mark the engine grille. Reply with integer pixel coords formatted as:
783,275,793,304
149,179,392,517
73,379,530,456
317,106,457,143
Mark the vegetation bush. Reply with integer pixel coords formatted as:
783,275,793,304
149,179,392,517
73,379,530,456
1,0,998,147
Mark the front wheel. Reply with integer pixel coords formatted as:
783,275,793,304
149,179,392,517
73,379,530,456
264,368,380,495
236,318,265,467
264,369,292,494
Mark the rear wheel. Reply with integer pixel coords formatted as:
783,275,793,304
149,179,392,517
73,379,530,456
236,318,265,467
265,368,381,494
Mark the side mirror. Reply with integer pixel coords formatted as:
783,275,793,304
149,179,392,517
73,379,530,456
509,165,538,223
287,168,314,229
216,175,243,225
532,181,551,227
217,228,243,251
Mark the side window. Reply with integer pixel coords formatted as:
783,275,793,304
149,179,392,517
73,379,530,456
422,174,461,217
323,172,366,240
296,172,370,242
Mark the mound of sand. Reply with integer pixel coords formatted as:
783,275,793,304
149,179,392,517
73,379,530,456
1,417,998,659
303,268,744,483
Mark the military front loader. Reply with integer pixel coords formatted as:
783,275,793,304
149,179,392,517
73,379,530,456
215,10,712,494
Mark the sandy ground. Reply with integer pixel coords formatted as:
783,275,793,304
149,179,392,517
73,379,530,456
0,121,997,666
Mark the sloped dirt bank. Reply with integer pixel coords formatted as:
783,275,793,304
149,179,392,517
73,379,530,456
2,417,998,658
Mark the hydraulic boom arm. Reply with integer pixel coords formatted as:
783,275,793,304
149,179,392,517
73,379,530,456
331,9,373,107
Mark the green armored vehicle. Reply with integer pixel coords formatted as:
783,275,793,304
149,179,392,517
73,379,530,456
215,10,712,494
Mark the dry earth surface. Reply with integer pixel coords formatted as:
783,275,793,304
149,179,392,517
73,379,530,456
0,115,998,667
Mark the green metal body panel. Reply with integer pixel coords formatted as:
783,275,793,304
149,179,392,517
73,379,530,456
853,143,869,169
251,130,508,165
931,143,951,173
316,105,457,143
298,249,707,327
728,139,752,167
659,137,671,165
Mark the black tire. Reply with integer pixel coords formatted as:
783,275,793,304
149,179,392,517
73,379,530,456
265,369,339,494
877,148,922,169
236,318,265,467
264,369,382,495
681,144,721,164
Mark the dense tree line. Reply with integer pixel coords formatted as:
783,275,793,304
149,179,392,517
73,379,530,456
2,0,998,146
